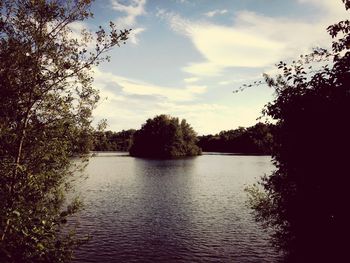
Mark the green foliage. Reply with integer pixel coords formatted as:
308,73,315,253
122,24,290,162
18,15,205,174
0,0,130,262
92,129,136,151
198,122,274,154
129,115,201,158
247,1,350,261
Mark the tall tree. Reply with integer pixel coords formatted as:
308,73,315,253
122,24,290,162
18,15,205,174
247,1,350,262
0,0,130,262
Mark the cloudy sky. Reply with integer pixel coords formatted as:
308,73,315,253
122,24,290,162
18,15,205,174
84,0,347,135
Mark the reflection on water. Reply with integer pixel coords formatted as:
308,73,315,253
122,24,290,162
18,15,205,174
72,153,281,262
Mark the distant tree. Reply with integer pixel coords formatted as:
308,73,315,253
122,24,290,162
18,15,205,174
197,123,273,154
129,115,201,158
246,1,350,261
93,129,135,151
0,0,130,262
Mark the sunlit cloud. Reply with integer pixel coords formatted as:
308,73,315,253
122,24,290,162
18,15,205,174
218,81,231,85
91,68,264,134
186,85,207,94
91,68,247,134
184,77,199,83
93,68,207,102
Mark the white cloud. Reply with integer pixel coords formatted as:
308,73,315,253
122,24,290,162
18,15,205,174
183,62,222,76
111,0,147,43
204,9,228,18
164,13,285,76
93,68,206,102
184,77,199,83
162,0,348,77
186,85,207,94
128,27,146,44
219,81,230,85
111,0,146,27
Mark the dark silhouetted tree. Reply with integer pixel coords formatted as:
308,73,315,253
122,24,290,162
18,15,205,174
198,122,273,154
129,115,201,158
247,1,350,262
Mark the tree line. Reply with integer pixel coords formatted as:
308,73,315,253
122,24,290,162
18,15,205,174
92,121,274,155
92,129,136,151
197,122,273,154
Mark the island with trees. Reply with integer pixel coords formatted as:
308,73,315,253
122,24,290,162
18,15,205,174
129,115,201,158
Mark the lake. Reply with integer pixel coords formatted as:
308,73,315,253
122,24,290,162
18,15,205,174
72,152,282,263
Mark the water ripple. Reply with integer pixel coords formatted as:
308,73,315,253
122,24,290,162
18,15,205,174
72,154,282,262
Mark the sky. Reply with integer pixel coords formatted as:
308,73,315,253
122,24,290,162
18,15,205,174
82,0,347,135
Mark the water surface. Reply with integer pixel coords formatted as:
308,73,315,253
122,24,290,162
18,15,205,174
72,152,281,262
